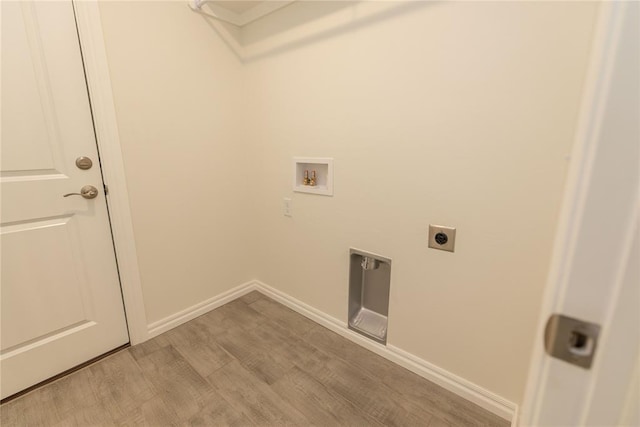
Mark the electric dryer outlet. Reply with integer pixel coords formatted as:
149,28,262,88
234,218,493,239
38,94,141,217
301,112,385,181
428,224,456,252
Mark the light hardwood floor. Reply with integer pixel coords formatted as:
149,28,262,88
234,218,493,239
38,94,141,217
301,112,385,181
1,291,509,426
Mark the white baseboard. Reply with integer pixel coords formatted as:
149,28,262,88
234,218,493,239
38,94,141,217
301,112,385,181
253,280,517,423
511,404,520,427
143,278,516,423
146,281,257,338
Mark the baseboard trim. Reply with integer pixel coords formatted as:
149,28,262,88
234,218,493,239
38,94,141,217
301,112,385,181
252,280,517,423
146,281,257,338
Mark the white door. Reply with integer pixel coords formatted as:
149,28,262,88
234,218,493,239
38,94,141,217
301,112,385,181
521,2,639,426
1,1,129,399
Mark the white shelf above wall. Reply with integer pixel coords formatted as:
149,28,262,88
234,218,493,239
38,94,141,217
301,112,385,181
293,157,334,196
188,0,296,27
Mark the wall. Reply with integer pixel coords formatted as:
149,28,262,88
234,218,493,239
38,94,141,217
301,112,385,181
97,0,598,407
98,2,255,325
242,1,599,403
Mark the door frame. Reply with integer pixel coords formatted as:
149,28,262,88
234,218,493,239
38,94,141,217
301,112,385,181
73,0,149,344
520,1,637,424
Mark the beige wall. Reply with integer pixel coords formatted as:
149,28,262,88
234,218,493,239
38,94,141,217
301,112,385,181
242,1,598,403
98,1,255,324
98,0,598,406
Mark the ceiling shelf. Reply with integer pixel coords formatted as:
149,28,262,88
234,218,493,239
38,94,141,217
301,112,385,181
188,0,296,27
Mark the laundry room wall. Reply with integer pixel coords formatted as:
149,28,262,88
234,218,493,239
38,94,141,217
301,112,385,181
241,1,599,403
98,1,255,326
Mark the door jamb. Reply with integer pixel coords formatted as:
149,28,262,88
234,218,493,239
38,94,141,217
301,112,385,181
520,2,631,425
72,0,149,344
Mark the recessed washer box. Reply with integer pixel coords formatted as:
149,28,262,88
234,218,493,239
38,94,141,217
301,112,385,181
348,248,391,345
293,157,333,196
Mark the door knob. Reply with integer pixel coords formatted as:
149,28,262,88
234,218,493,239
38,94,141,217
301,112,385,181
63,185,99,199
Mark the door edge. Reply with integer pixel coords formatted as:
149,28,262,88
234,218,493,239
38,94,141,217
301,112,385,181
72,0,149,345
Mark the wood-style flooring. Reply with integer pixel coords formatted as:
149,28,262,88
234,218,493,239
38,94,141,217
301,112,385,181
1,291,509,426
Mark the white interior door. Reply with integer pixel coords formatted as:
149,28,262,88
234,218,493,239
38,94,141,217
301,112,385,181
1,1,129,399
521,2,639,426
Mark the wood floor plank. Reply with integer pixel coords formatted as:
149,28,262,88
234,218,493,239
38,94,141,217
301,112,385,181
163,320,233,378
53,402,115,427
188,397,255,427
304,323,395,375
257,319,335,375
248,297,317,337
214,328,294,385
216,299,269,331
0,399,17,427
135,345,216,421
380,359,508,427
49,368,98,419
0,385,63,427
304,354,434,427
429,416,453,427
237,290,266,305
216,315,336,387
304,322,508,427
207,360,309,426
128,335,170,362
88,350,155,420
192,299,267,337
116,396,181,427
191,307,236,337
271,365,385,426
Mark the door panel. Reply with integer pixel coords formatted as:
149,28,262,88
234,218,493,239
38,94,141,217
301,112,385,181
0,7,54,173
1,1,129,399
1,217,90,351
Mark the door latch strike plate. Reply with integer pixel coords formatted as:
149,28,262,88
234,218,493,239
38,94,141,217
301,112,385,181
544,314,600,369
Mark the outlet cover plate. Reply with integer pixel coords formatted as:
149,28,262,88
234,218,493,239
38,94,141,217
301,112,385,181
428,224,456,252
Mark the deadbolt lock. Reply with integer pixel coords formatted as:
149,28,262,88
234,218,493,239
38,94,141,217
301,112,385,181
544,314,600,369
75,156,93,170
